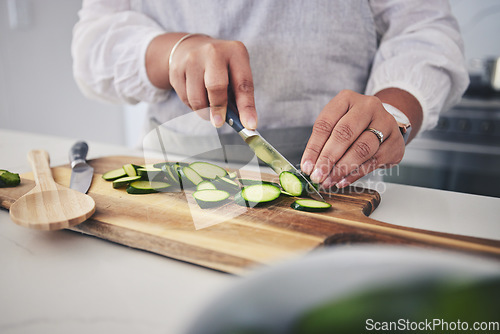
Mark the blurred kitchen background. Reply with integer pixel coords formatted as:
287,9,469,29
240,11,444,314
1,0,499,197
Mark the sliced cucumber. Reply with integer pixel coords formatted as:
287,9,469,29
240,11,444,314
281,190,295,196
279,171,308,197
227,171,238,179
122,163,140,177
196,180,217,191
192,189,230,209
189,162,227,179
0,170,20,187
238,178,280,188
161,163,181,185
152,162,169,169
291,199,331,212
137,167,164,181
179,166,204,188
126,180,171,194
235,184,281,207
213,176,240,193
102,168,127,181
112,175,141,188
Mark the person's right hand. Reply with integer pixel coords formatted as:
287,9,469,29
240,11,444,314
146,33,258,130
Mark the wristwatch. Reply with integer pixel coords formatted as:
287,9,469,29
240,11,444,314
382,103,411,144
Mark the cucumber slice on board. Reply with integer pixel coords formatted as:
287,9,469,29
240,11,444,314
137,167,164,181
213,176,240,193
152,162,169,169
196,180,217,191
126,180,171,194
102,168,127,181
227,171,238,179
291,199,332,212
0,170,20,187
279,171,308,197
112,175,141,188
189,162,227,179
179,166,204,188
161,164,181,186
235,183,281,207
238,178,280,188
122,163,140,177
192,189,230,209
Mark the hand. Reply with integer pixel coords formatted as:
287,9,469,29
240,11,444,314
300,90,405,189
155,34,257,130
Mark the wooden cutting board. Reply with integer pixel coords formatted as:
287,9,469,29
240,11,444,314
1,156,499,274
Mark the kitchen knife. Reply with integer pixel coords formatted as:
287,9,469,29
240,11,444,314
225,103,324,201
69,141,94,194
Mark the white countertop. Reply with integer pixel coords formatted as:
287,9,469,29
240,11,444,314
1,129,499,334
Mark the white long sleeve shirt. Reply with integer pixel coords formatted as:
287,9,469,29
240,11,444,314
72,0,469,136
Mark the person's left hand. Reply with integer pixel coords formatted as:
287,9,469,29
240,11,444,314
300,90,405,189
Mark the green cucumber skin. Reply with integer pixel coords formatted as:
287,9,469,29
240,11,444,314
238,179,280,188
234,192,277,207
196,180,217,191
235,184,281,207
137,169,165,182
176,166,203,189
112,176,141,189
122,163,141,177
213,176,241,194
290,200,331,212
279,171,308,197
102,168,127,181
189,161,227,179
126,186,157,194
193,190,230,209
194,197,229,209
0,170,21,187
161,164,181,186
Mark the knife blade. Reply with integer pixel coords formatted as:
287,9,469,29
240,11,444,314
225,103,324,201
69,141,94,194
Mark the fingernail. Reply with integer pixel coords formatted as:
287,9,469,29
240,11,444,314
335,178,349,189
245,116,257,130
211,114,224,128
302,161,314,175
310,168,324,183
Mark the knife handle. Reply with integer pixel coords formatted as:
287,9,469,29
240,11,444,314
225,102,245,133
69,141,89,168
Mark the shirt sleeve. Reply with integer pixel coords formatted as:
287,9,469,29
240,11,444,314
71,0,168,105
366,0,470,132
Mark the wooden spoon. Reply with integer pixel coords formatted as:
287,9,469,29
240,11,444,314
9,150,96,231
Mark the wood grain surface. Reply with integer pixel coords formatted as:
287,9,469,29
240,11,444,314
1,156,499,274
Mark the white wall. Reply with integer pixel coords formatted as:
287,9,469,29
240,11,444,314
450,0,500,61
0,0,125,145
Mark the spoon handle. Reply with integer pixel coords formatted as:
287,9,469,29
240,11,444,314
28,150,58,191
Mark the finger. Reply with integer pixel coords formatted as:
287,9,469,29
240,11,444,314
228,42,257,130
169,62,188,108
324,120,393,186
185,59,209,112
309,103,375,184
204,53,229,128
326,135,404,189
194,107,211,121
301,95,350,176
